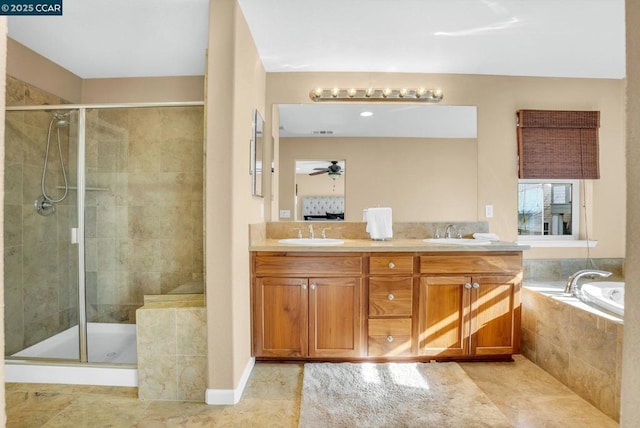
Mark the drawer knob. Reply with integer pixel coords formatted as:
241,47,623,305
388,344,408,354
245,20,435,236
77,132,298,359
472,282,480,289
464,283,472,289
387,293,395,301
388,262,396,269
386,335,394,343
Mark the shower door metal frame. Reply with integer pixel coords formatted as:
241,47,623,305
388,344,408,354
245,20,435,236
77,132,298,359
5,101,204,364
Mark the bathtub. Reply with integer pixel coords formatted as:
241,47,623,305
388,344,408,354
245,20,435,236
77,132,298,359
581,281,625,316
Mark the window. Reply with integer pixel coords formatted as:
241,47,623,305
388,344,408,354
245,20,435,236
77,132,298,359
518,180,579,239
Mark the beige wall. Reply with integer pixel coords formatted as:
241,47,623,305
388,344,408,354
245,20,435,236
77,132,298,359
205,0,266,391
621,0,640,424
1,16,7,427
267,73,626,259
82,76,204,104
281,137,477,222
7,38,204,104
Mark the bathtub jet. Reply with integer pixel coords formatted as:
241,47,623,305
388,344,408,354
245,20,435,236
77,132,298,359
582,281,625,316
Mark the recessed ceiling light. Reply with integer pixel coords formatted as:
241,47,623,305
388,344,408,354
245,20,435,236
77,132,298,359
360,111,373,117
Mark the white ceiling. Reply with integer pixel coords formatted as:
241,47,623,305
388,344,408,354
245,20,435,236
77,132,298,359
239,0,625,79
8,0,210,78
7,0,626,79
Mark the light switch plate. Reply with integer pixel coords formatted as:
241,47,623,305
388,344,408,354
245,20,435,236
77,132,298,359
280,210,291,218
485,204,494,218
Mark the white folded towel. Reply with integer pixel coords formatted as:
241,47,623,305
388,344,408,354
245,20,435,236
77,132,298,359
473,232,500,242
364,207,393,240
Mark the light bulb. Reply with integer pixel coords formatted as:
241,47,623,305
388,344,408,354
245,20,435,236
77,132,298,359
433,89,443,99
382,88,392,97
399,88,407,98
365,88,374,97
416,88,427,98
312,88,323,99
347,88,357,97
331,88,340,97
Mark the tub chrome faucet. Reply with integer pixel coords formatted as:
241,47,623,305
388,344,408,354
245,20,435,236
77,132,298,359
308,224,315,239
564,269,612,295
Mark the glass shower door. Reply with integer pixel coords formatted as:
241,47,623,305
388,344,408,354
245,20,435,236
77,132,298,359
3,108,81,361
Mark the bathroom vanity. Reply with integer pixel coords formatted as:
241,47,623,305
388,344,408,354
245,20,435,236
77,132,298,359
250,238,524,362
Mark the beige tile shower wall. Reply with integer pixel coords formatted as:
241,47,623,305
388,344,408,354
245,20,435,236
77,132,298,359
137,304,207,401
521,288,622,421
84,106,204,323
4,77,78,355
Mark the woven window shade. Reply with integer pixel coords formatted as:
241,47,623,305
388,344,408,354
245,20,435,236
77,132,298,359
517,110,600,179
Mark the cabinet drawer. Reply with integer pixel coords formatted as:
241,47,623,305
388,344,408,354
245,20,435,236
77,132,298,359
369,277,413,317
370,255,413,275
368,319,412,356
420,253,522,274
255,255,363,276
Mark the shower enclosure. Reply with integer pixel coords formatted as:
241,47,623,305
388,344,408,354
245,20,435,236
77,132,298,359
4,103,204,381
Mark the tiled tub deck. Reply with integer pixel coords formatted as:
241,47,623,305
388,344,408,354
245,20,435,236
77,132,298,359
521,281,622,421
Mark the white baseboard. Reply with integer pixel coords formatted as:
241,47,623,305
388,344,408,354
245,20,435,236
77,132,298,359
205,357,255,405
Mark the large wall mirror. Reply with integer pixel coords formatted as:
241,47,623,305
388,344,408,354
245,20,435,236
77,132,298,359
251,110,264,197
277,104,478,222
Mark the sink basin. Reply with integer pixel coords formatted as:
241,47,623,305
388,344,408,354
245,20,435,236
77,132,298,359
423,238,489,246
278,238,345,246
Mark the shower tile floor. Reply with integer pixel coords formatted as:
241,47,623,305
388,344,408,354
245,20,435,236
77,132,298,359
5,355,617,427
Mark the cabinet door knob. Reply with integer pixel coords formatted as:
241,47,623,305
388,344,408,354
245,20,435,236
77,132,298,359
310,283,316,290
301,283,307,290
387,293,395,301
472,283,480,289
386,336,394,343
388,262,396,269
464,283,472,289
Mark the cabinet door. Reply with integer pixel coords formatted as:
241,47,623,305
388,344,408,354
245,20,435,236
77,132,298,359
470,275,520,356
418,276,471,357
254,277,308,357
308,277,363,358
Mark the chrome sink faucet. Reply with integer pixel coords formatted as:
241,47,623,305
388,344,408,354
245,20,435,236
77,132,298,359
564,269,612,295
445,224,455,239
308,224,315,239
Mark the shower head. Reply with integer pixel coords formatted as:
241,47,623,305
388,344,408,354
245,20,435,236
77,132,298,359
53,111,71,128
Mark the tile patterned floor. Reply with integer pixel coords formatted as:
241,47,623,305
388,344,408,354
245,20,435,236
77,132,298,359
5,355,617,427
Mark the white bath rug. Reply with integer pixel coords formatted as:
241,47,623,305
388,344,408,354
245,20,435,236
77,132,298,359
299,362,511,428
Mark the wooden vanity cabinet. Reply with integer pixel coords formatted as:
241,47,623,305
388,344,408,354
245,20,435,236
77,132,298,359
418,253,522,358
253,253,364,359
252,250,522,361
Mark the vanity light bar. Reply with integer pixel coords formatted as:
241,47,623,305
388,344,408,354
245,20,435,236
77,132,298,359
309,87,443,103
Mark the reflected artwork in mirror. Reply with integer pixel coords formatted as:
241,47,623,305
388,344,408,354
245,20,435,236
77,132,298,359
251,109,264,197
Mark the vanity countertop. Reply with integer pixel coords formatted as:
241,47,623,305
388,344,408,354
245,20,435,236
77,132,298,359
250,238,528,252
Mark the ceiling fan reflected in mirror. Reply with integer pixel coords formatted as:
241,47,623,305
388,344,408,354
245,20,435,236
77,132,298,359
310,161,343,180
